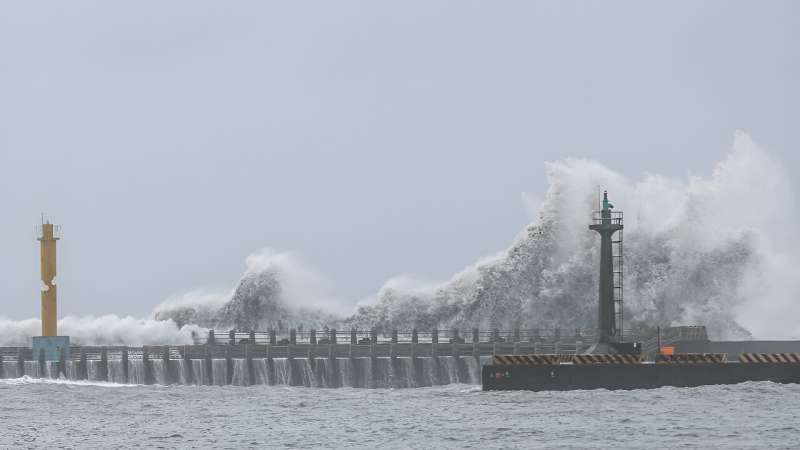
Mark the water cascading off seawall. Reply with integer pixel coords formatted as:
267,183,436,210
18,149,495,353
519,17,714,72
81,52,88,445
2,356,486,387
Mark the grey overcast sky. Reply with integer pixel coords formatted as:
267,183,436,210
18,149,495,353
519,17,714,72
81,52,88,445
1,1,797,319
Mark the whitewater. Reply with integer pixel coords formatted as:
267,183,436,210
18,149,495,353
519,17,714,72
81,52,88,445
2,132,798,346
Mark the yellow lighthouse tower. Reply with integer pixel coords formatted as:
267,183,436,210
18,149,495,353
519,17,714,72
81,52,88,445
39,221,60,336
32,219,69,362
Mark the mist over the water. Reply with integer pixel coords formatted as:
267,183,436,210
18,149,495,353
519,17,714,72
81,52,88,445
2,132,797,345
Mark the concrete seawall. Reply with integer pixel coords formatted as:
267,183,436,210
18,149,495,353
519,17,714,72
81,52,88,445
0,344,495,387
0,328,606,387
1,342,560,387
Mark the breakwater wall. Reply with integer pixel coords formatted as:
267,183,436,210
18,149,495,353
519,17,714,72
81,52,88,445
0,332,596,387
1,327,695,387
0,340,578,387
0,347,488,388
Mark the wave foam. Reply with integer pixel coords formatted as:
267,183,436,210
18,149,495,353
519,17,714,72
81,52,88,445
0,315,204,346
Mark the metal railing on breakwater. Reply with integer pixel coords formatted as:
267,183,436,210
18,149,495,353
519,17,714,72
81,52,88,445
196,327,637,346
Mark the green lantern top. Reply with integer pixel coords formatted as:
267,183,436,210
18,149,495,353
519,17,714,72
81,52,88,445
602,191,614,210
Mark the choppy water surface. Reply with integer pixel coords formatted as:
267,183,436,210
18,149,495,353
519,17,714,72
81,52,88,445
1,379,799,449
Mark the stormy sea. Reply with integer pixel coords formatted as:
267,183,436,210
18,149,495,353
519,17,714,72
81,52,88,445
2,377,799,448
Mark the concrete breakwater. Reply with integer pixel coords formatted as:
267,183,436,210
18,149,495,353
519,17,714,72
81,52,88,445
0,345,492,387
2,354,486,388
0,338,589,387
0,327,661,387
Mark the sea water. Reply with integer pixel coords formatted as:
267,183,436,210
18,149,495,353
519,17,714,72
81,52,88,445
0,378,798,448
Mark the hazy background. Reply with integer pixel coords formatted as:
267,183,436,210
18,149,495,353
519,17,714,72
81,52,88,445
1,1,797,319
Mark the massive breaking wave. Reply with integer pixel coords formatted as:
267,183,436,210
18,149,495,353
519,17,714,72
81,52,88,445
2,132,797,345
152,132,798,340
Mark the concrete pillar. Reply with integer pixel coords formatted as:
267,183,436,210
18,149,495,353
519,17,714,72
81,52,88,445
162,346,171,385
350,329,357,345
432,329,438,344
183,345,194,385
391,330,398,344
370,328,377,344
370,354,378,389
290,329,297,345
122,348,129,384
17,349,25,377
249,330,256,344
287,344,296,386
58,346,67,379
266,343,274,386
514,328,521,343
38,348,46,378
492,328,500,343
410,337,420,388
327,342,337,388
208,330,216,345
269,330,276,345
99,347,109,382
225,347,234,385
330,329,337,344
204,347,212,385
229,330,236,345
142,347,153,385
452,329,460,343
245,344,254,386
79,348,88,380
472,328,479,344
310,330,317,345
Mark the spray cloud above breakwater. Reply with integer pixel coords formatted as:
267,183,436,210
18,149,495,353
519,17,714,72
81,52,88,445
2,132,797,345
153,132,800,340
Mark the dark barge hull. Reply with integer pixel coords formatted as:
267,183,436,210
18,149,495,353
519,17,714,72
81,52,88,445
482,363,800,391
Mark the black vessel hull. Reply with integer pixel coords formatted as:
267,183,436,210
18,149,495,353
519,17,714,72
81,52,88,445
482,363,800,391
